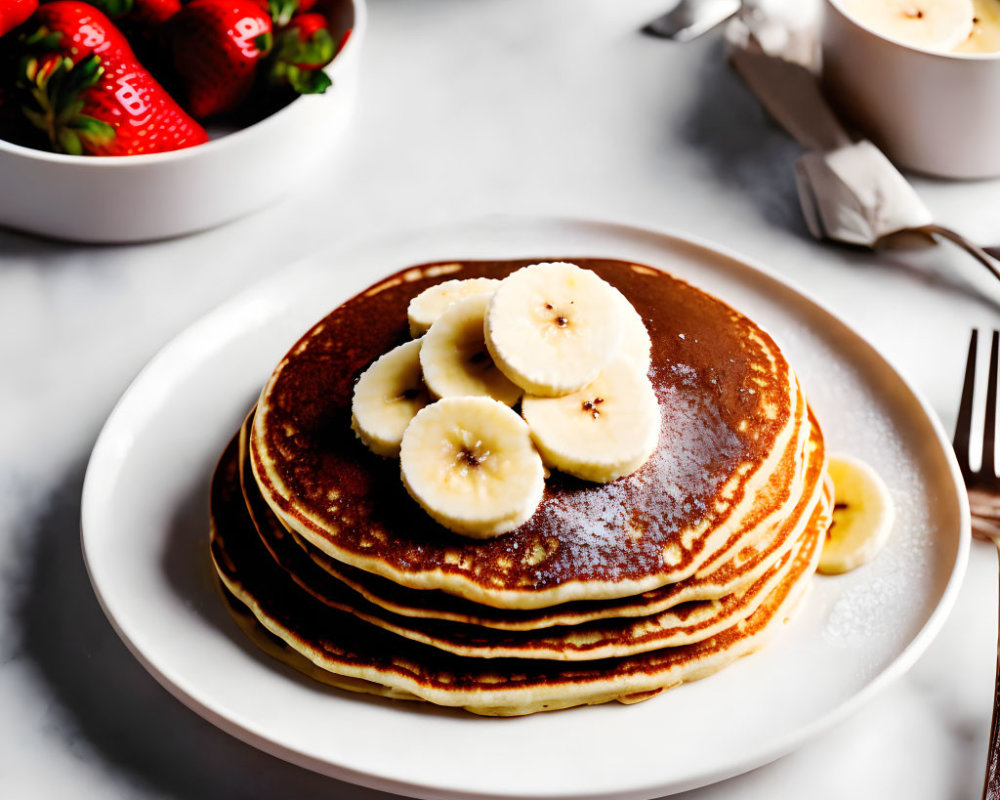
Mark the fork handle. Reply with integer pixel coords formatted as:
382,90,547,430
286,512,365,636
987,658,1000,799
986,543,1000,800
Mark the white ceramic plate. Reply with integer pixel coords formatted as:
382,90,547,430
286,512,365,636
81,216,969,800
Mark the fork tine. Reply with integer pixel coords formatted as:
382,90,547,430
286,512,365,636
954,329,978,480
984,331,1000,479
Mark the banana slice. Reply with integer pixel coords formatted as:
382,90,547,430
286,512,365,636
485,262,624,397
407,278,501,337
840,0,975,53
955,0,1000,53
612,286,652,374
819,454,895,575
400,397,545,538
521,357,660,483
420,294,522,406
351,339,430,458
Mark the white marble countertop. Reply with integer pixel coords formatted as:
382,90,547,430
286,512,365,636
2,0,999,797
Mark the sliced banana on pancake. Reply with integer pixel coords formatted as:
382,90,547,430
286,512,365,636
351,339,430,458
839,0,974,53
407,278,501,337
400,397,545,538
521,357,660,483
420,294,522,406
612,286,652,374
485,262,624,397
819,454,894,575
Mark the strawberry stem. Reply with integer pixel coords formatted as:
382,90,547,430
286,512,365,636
268,0,299,27
16,53,116,155
267,23,335,94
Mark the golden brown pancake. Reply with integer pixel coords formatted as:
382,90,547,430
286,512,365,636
212,435,830,715
219,582,422,704
212,257,833,715
233,426,828,660
250,258,804,608
241,410,827,638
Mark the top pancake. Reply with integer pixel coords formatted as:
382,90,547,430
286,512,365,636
250,258,802,608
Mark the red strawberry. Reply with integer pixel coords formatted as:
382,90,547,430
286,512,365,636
170,0,272,118
18,1,208,154
266,11,333,93
83,0,181,84
82,0,181,80
129,0,181,26
284,12,325,57
1,0,37,37
81,0,182,98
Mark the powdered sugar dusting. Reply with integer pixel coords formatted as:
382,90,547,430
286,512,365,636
670,362,699,386
527,383,745,580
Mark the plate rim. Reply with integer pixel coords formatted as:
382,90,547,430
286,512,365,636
80,214,972,800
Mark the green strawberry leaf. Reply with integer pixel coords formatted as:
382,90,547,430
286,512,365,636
267,25,335,92
73,115,116,148
293,28,334,66
22,28,63,50
21,107,48,131
56,98,86,126
255,32,274,55
87,0,135,18
69,115,114,136
16,53,115,155
285,65,331,94
268,0,299,28
63,55,104,97
56,126,82,155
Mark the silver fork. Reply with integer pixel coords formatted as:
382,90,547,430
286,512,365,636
954,329,1000,800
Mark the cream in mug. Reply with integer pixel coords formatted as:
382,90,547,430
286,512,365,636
839,0,1000,54
955,0,1000,53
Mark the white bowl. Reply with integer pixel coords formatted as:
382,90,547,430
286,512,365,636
0,0,366,243
822,0,1000,179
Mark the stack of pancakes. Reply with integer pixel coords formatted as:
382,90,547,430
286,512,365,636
210,257,832,716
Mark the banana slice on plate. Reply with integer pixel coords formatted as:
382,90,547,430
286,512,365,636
840,0,975,53
400,397,545,538
351,339,430,458
819,454,895,575
420,294,522,406
521,357,660,483
485,262,624,397
407,278,501,337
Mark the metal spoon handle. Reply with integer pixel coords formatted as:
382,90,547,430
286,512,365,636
643,0,741,41
918,224,1000,285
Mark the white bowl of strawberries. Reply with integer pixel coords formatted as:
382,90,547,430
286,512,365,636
0,0,364,242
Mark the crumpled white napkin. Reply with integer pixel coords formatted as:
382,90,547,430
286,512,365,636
725,4,934,247
794,141,934,246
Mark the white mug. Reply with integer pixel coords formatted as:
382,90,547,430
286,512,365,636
822,0,1000,179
